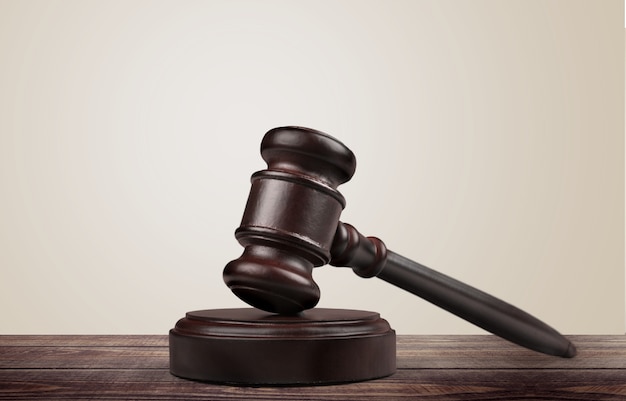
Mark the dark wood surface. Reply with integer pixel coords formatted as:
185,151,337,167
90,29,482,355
1,335,625,400
169,308,396,384
223,127,575,359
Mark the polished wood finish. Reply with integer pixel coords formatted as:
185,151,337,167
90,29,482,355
1,335,624,400
169,308,396,385
223,126,357,314
219,126,574,359
331,222,576,357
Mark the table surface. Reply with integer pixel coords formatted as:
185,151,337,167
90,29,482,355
1,335,625,400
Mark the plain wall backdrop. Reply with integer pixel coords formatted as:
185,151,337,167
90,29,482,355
0,0,623,335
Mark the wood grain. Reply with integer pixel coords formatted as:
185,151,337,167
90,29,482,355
1,335,625,400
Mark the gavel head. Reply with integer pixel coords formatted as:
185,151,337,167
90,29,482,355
223,126,356,314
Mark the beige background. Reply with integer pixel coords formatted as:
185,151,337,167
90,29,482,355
0,1,623,335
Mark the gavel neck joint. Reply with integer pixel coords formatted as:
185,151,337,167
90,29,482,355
330,222,388,278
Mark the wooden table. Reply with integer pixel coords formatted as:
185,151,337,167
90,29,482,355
1,335,625,400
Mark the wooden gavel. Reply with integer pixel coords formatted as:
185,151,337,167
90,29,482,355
223,126,576,358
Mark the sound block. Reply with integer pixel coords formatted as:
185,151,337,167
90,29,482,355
169,308,396,386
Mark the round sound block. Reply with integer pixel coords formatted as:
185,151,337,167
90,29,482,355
169,308,396,386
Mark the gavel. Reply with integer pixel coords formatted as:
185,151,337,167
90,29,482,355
223,126,576,358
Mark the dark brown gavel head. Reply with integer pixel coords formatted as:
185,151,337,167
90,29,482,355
223,126,356,314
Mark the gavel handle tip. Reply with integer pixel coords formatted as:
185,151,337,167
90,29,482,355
563,341,577,358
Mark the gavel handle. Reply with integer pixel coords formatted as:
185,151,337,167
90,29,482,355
330,222,576,358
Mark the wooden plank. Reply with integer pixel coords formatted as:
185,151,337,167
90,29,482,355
0,335,167,347
397,335,626,369
1,335,625,400
0,345,169,369
2,335,625,370
0,368,625,400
